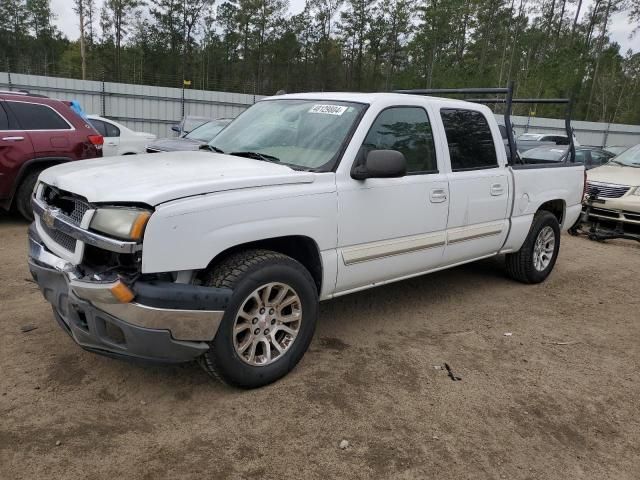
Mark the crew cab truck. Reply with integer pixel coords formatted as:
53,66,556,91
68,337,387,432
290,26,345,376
27,87,584,388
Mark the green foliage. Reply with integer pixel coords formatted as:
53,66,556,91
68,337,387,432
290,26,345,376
1,0,639,123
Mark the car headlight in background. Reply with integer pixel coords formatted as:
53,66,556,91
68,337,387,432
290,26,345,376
90,208,151,241
633,186,640,196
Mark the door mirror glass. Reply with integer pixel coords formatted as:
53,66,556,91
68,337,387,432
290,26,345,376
352,150,407,180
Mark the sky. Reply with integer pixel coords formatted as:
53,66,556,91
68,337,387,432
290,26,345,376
50,0,638,53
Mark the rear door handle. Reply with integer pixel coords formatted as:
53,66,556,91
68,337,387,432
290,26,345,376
2,136,24,141
490,184,505,196
430,189,447,203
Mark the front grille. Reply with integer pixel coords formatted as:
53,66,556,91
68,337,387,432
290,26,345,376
40,220,77,252
39,185,92,254
586,182,630,199
590,207,620,219
42,185,90,226
623,211,640,222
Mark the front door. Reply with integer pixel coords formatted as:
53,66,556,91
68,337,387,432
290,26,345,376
439,108,510,264
335,106,449,293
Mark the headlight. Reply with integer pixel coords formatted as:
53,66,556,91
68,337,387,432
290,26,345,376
90,208,151,241
633,187,640,196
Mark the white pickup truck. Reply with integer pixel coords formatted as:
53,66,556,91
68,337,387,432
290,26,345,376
28,88,584,388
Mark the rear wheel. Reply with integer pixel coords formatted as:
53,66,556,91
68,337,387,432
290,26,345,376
506,211,561,284
199,249,318,388
14,170,41,221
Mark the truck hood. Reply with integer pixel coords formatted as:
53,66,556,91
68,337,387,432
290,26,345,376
146,137,203,152
588,164,640,187
39,151,315,205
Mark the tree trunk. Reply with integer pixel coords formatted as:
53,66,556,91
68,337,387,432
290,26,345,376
79,1,87,80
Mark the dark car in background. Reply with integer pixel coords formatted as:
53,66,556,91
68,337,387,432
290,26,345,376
0,91,103,220
146,118,232,153
521,145,614,169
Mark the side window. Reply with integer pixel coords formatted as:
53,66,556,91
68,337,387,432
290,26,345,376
0,104,9,130
575,150,587,164
440,109,498,171
8,102,71,130
89,119,107,136
590,150,610,166
362,107,437,174
104,121,120,137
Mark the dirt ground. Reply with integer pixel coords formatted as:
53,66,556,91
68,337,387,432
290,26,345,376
1,212,639,480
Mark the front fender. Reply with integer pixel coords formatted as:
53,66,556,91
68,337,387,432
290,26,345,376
141,180,337,274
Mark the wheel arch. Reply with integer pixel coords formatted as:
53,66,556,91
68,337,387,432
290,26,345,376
537,199,566,227
2,156,72,210
204,235,324,294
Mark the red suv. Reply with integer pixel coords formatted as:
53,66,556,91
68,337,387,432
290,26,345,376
0,91,103,220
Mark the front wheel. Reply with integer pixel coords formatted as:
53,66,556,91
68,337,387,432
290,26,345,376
505,211,561,284
199,249,318,388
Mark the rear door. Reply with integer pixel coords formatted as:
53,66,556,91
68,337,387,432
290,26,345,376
0,101,35,200
439,108,510,264
6,100,74,159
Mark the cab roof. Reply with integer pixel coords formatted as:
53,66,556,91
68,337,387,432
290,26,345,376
266,91,487,110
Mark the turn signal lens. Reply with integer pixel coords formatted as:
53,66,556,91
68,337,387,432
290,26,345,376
129,211,151,240
110,281,135,303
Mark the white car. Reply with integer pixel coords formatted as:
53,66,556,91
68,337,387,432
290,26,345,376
28,89,584,388
87,115,156,156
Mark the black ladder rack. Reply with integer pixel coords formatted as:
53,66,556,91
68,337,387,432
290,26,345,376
393,83,575,165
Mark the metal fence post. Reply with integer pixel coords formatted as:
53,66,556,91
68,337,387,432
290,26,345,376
101,73,106,117
602,122,611,148
6,58,12,91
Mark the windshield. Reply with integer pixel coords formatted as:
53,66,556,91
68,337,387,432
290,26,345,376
209,99,366,170
186,120,230,142
183,117,210,133
608,144,640,167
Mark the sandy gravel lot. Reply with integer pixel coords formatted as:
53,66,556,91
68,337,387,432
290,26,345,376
1,212,639,480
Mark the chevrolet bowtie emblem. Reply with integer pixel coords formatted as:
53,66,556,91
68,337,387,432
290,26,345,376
43,207,59,229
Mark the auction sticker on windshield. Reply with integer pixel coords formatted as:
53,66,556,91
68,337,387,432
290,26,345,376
309,104,348,115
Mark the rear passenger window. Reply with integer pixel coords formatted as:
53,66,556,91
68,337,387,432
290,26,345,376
440,109,498,171
8,102,71,130
89,119,107,136
362,107,437,174
104,121,120,137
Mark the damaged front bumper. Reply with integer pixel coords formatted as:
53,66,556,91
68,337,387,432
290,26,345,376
28,225,231,363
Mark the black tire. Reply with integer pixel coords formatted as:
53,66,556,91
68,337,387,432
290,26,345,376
505,210,561,284
199,249,318,388
14,170,41,221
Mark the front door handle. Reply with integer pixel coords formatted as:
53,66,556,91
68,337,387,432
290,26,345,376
430,189,447,203
490,184,505,196
2,136,24,141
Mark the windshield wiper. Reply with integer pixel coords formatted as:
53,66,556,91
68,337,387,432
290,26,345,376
230,151,281,163
200,144,225,153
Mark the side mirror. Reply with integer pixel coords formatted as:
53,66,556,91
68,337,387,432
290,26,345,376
171,125,181,133
352,150,407,180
